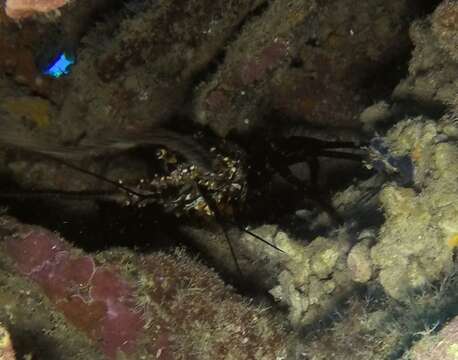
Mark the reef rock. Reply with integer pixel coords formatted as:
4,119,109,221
409,315,458,360
371,114,458,300
0,216,292,359
394,2,458,111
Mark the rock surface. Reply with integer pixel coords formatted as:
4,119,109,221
1,0,458,359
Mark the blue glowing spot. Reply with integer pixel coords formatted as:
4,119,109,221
43,53,75,78
367,137,414,186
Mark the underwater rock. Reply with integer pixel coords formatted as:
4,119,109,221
160,224,288,298
347,240,373,283
53,0,267,142
3,219,144,359
0,216,291,359
132,249,291,360
0,16,56,96
432,1,458,63
0,0,108,97
394,2,458,111
409,315,458,360
186,222,357,328
2,0,269,155
370,115,458,300
254,229,352,327
206,225,351,327
1,96,52,128
0,227,104,359
194,0,415,136
359,101,393,132
297,297,404,359
0,323,16,360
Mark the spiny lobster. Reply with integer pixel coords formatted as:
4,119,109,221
0,120,367,275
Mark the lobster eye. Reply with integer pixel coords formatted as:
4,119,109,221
156,148,167,159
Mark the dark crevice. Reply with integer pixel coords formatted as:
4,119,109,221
3,196,181,252
289,57,305,68
358,47,413,103
305,37,320,48
408,0,444,18
392,98,448,119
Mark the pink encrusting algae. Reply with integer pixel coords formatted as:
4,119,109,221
1,216,291,359
4,225,144,359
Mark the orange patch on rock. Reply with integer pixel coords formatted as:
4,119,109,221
5,0,69,20
447,234,458,249
411,145,422,162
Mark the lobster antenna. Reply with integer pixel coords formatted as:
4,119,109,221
0,189,123,202
0,146,143,199
0,122,144,198
190,184,284,253
194,184,243,277
229,220,285,253
43,156,145,198
221,220,244,278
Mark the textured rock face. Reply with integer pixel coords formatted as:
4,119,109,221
409,316,458,360
185,223,355,328
370,115,458,300
2,219,146,359
2,0,458,358
52,0,269,141
0,216,291,360
194,0,415,136
347,240,373,283
1,0,420,156
0,0,429,199
432,1,458,63
394,1,458,111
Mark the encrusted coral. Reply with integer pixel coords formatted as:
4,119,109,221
432,0,458,62
194,0,416,136
268,230,353,327
3,220,144,359
409,315,458,360
131,249,291,360
2,0,458,358
187,223,354,328
347,240,373,283
48,0,268,142
1,216,292,359
370,114,458,300
394,2,458,110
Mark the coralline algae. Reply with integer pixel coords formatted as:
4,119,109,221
1,217,292,359
4,225,144,359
